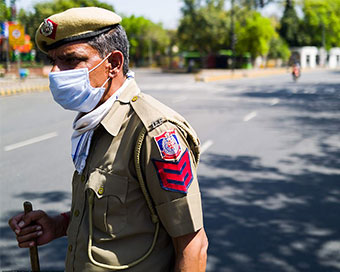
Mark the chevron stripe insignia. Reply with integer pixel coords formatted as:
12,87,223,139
152,149,193,193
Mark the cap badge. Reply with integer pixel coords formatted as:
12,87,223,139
40,19,58,39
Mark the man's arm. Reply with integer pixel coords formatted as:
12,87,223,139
172,228,208,272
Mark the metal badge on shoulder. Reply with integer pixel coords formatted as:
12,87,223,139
154,129,182,160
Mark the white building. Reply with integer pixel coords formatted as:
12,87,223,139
290,46,318,69
328,47,340,68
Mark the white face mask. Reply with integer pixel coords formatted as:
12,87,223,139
49,53,112,113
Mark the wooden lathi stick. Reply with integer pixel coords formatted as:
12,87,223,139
23,201,40,272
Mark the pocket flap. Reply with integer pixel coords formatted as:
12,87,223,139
85,169,128,203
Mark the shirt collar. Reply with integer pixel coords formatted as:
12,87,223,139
101,78,140,136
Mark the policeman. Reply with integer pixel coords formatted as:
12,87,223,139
8,7,208,271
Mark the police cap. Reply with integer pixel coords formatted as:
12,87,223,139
35,7,122,54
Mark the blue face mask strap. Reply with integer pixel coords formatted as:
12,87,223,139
89,52,112,73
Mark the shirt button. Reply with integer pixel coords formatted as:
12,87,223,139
131,96,138,102
81,175,86,183
68,245,73,252
74,209,80,217
98,187,104,195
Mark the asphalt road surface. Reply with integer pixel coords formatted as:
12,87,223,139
1,68,339,271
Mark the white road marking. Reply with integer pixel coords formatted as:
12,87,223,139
173,96,187,103
270,98,280,106
243,111,257,122
201,140,214,154
4,132,58,152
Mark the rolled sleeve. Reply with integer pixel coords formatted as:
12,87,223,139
156,193,203,237
143,120,204,237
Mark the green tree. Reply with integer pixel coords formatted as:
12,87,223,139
279,0,300,46
267,35,291,61
235,10,276,60
122,15,169,66
0,0,11,21
301,0,340,48
238,0,275,9
177,0,229,55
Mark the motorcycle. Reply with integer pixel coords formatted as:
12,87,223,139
292,65,300,82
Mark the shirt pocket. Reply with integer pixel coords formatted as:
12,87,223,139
86,169,128,239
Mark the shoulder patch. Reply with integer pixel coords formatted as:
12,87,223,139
154,129,182,160
152,149,193,194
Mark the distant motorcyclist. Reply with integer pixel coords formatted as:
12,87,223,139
292,61,301,82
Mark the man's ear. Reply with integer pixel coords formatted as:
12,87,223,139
108,50,124,78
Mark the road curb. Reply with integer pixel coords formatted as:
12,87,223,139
0,84,49,97
195,68,289,82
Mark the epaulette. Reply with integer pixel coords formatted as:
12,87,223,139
130,93,168,132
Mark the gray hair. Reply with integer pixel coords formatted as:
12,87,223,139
87,24,130,75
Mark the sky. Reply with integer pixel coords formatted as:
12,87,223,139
14,0,184,29
109,0,183,29
13,0,282,29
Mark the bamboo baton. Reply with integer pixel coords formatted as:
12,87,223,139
23,201,41,272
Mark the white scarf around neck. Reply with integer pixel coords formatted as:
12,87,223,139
71,72,134,173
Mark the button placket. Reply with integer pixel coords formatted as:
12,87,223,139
67,172,88,270
68,128,103,270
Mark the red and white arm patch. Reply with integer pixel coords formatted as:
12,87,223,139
152,149,193,194
154,129,182,160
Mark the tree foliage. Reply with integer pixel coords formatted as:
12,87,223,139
279,0,300,47
122,16,170,66
267,35,291,60
301,0,340,48
235,10,276,58
0,0,11,21
178,0,229,54
6,0,340,68
238,0,275,9
178,0,278,60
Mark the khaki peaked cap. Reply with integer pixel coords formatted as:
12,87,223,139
35,7,122,54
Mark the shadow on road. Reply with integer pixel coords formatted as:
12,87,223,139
201,79,340,271
200,152,340,272
15,191,70,204
240,82,340,114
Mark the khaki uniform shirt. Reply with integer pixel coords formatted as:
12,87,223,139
65,79,203,271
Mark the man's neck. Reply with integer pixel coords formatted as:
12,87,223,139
99,73,126,106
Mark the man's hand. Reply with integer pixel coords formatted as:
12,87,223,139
172,228,209,272
8,210,69,248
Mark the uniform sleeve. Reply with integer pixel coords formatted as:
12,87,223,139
142,121,203,238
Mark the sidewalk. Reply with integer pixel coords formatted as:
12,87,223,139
195,67,334,82
195,67,289,82
0,76,49,96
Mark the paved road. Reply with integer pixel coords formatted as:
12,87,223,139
1,69,340,271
